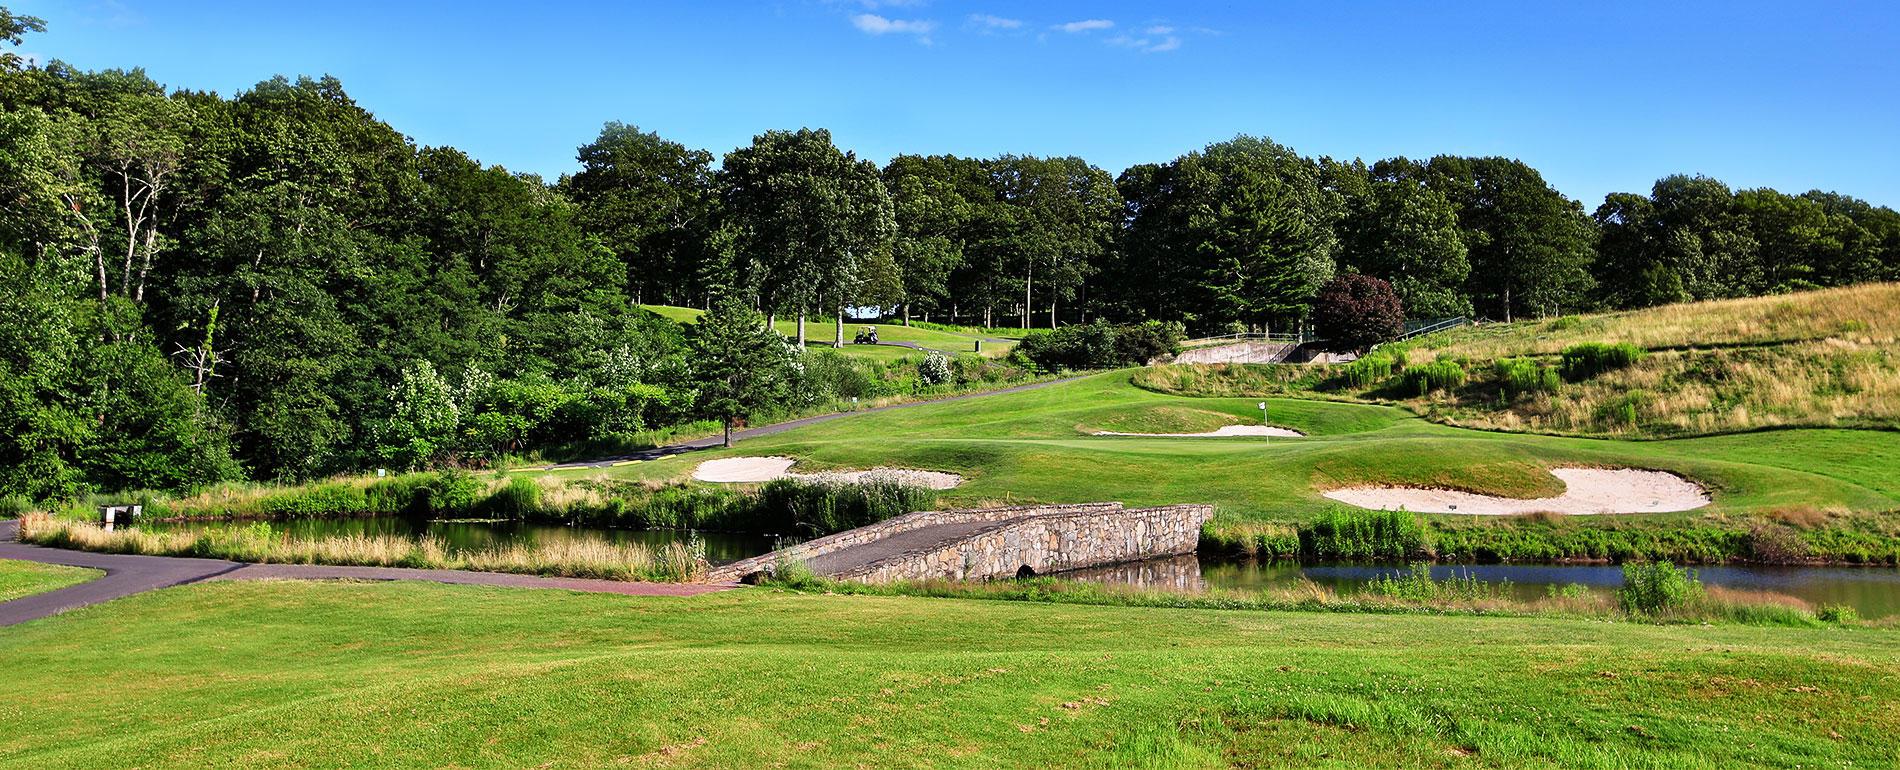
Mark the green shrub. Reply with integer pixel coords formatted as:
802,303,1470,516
1494,358,1561,398
1340,353,1398,388
1400,360,1465,396
1817,604,1859,623
412,470,482,516
1545,582,1591,600
1362,563,1511,602
1561,342,1646,380
480,476,543,519
1546,315,1584,331
1595,390,1650,426
1617,561,1703,614
917,353,952,386
0,494,33,518
1302,506,1431,560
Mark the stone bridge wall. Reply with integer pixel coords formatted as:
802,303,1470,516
834,504,1214,584
702,502,1124,583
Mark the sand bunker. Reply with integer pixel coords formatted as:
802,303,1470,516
1096,425,1305,438
1322,467,1709,515
690,456,964,489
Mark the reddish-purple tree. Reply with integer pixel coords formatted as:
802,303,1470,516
1312,274,1404,353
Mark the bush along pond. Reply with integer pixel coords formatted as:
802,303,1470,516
23,471,941,581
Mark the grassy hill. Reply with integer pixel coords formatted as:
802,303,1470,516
639,304,1016,358
585,372,1898,517
1137,283,1900,438
3,580,1894,768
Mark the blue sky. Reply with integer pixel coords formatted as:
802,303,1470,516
13,0,1899,208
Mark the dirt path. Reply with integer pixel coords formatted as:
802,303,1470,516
0,520,735,628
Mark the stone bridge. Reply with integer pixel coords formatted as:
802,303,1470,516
703,502,1214,584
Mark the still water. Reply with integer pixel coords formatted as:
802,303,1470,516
146,518,1900,617
1065,555,1900,619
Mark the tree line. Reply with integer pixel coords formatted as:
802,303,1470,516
1,9,1896,498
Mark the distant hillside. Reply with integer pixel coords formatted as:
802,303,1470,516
1136,283,1900,438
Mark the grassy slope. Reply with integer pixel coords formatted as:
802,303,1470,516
1143,283,1900,438
1,581,1893,768
0,559,100,602
639,304,1013,357
562,371,1900,524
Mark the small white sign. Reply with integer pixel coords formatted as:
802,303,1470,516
1257,402,1267,410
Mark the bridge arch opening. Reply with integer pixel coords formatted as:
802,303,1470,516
1015,564,1037,579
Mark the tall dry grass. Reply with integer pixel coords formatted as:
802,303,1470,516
16,513,702,582
1139,285,1900,438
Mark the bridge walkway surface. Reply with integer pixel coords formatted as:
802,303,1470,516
800,520,998,577
707,502,1215,585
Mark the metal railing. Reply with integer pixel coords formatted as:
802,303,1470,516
1397,316,1469,341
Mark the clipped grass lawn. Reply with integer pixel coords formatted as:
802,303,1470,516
0,558,101,602
566,370,1900,524
0,580,1894,768
638,304,1012,357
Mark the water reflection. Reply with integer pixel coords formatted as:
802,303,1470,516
1066,556,1900,618
143,518,780,566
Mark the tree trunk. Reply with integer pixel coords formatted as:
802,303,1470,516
767,312,776,333
1023,261,1033,329
1050,294,1057,329
1503,286,1512,324
723,417,733,448
903,304,911,326
797,308,807,350
834,305,844,348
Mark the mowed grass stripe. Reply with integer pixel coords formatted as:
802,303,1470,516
0,580,1895,768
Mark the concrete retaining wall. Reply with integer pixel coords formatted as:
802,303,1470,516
1170,342,1353,365
834,504,1214,583
702,502,1124,583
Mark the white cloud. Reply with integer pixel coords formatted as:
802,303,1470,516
1145,26,1174,35
970,14,1023,30
1107,32,1183,53
1054,19,1114,33
852,13,937,35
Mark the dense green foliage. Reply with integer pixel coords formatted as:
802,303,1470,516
1010,319,1180,372
1560,341,1647,379
1617,561,1704,614
1299,507,1432,560
1399,359,1467,395
1,10,1896,504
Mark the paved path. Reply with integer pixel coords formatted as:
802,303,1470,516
801,520,998,577
541,374,1085,470
0,520,735,628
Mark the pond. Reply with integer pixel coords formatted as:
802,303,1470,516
142,518,1900,618
1063,555,1900,619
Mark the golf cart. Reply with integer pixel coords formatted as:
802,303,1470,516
853,326,880,344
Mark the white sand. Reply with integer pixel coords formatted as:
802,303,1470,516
1322,467,1710,515
690,456,964,490
1096,425,1305,438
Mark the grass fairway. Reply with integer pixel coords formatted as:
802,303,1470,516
0,558,100,602
570,370,1900,524
638,304,1010,357
1,580,1894,768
